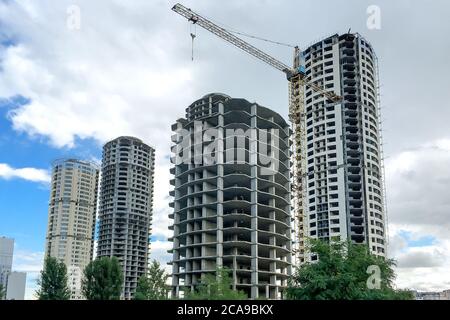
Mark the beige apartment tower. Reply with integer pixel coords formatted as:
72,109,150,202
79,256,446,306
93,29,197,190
45,159,99,299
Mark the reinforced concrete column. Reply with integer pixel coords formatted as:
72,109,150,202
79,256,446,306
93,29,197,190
250,104,259,299
216,105,224,270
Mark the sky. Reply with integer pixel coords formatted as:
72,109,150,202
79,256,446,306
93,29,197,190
0,0,449,299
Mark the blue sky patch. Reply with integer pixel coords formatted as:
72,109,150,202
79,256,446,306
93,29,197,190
398,230,436,248
150,235,167,242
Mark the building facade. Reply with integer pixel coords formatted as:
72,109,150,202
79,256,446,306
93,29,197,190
97,136,155,300
414,290,450,300
5,272,26,300
45,159,99,299
294,33,387,262
442,290,450,300
169,93,292,299
0,237,14,291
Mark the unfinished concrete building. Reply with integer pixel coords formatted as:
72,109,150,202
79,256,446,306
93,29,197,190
97,136,155,299
169,93,292,299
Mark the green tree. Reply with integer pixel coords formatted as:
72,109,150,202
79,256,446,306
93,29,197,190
82,256,123,300
186,268,247,300
36,257,70,300
286,239,414,300
0,283,6,300
134,260,169,300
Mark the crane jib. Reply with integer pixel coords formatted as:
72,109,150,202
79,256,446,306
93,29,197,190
172,3,342,102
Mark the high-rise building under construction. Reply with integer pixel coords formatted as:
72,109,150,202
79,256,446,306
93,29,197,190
97,136,155,299
169,93,292,299
296,33,387,262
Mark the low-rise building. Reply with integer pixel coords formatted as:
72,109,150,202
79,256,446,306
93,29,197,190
5,272,26,300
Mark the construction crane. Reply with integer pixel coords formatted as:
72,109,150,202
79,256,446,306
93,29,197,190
172,3,342,263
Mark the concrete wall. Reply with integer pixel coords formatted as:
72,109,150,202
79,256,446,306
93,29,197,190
6,272,26,300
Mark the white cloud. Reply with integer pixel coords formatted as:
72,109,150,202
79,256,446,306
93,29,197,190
390,234,450,291
12,250,44,300
0,163,50,183
152,161,173,239
385,139,450,237
149,240,172,275
386,139,450,291
12,250,44,273
0,0,195,150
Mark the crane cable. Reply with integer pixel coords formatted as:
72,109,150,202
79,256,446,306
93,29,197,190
191,8,297,48
226,29,296,48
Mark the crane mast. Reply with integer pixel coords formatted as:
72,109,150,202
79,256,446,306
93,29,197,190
289,46,307,263
172,3,341,264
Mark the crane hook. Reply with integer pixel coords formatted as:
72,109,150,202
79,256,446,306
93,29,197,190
190,32,196,61
190,23,197,61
